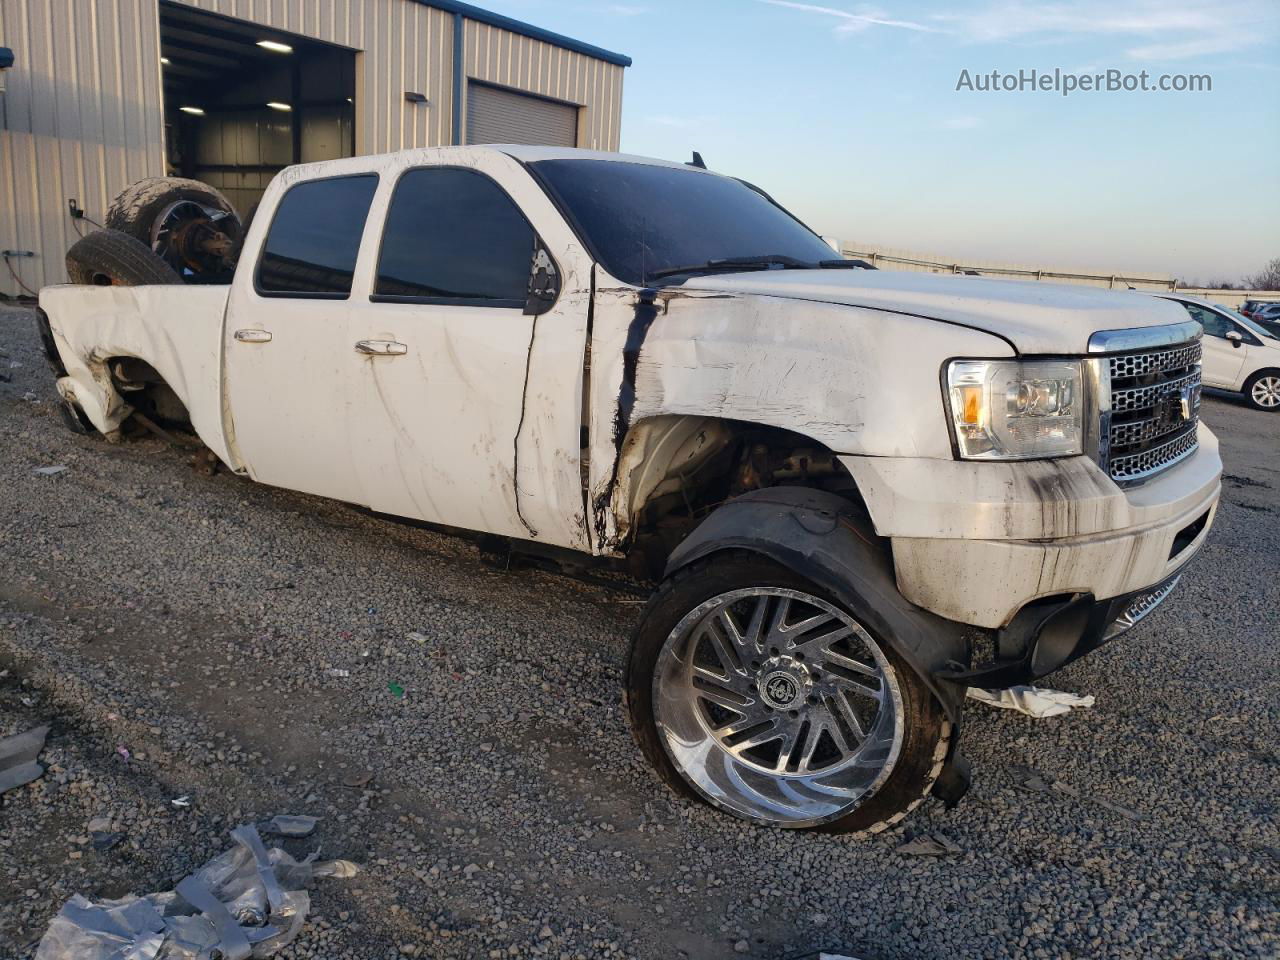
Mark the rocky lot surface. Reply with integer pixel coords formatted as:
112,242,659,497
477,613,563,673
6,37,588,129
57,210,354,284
1,302,1277,959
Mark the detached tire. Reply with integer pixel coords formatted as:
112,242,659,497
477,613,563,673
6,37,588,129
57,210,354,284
106,177,238,245
66,229,181,286
627,552,950,833
106,177,242,281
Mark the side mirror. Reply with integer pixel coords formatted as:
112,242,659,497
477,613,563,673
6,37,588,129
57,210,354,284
1226,330,1243,348
525,244,560,316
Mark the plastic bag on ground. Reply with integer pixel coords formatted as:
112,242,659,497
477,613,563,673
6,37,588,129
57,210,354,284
34,821,355,960
966,685,1095,718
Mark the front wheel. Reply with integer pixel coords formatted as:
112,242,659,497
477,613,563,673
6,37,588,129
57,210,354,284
626,553,950,832
1243,370,1280,411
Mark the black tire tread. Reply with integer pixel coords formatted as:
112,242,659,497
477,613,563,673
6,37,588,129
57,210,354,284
66,229,182,286
105,177,238,245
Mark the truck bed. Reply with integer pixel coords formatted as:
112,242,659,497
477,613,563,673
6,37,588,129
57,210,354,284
38,283,234,468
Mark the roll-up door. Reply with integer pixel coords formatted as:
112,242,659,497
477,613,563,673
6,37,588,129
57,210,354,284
466,82,578,147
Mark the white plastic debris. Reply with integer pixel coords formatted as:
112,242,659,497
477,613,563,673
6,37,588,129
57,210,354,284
35,822,359,960
0,725,49,794
966,685,1095,718
898,832,962,857
260,814,318,838
33,465,69,477
312,859,360,879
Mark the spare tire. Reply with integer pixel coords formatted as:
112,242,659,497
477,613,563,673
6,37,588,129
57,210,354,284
66,229,182,286
106,177,241,281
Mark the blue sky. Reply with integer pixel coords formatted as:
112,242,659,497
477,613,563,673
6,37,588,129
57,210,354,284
480,0,1278,284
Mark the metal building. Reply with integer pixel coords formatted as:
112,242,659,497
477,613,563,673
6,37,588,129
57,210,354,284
0,0,629,296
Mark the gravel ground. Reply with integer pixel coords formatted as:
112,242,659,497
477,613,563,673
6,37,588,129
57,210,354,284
1,302,1276,959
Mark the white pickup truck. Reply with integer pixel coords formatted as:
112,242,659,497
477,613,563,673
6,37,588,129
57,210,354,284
38,145,1222,833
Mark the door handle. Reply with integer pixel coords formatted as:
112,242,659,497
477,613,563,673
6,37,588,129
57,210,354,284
234,329,273,343
355,339,408,356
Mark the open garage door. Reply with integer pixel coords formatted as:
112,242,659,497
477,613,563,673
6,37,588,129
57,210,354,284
466,82,578,147
159,1,355,218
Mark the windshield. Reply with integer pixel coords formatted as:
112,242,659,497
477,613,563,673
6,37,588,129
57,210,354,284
529,159,837,286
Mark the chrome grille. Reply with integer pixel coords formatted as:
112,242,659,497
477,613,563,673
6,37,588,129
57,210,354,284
1107,342,1201,380
1111,368,1201,412
1109,427,1199,481
1101,337,1201,484
1104,575,1181,640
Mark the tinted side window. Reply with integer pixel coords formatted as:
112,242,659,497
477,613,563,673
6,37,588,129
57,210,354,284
374,168,534,305
257,175,379,297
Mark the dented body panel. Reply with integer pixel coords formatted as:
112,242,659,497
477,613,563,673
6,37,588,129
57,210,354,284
584,282,1015,549
839,421,1221,627
38,283,236,468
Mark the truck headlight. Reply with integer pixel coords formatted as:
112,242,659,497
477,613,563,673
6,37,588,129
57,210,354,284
946,359,1083,460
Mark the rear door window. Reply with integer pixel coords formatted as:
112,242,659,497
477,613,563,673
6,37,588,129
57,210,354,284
373,167,535,306
257,174,379,298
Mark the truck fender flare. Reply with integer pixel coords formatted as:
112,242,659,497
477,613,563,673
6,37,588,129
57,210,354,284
663,486,969,721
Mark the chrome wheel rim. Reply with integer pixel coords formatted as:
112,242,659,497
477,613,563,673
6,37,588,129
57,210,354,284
1251,376,1280,408
653,587,903,827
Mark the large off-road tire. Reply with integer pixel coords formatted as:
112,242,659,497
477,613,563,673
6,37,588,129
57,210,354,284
105,177,238,244
626,551,950,833
65,229,182,286
1242,370,1280,411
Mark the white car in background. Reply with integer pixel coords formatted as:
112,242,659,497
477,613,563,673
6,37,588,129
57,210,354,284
1156,294,1280,411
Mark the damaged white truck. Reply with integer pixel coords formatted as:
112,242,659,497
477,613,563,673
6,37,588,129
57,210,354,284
37,146,1221,833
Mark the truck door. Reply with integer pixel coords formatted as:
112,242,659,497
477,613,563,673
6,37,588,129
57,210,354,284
346,156,593,551
223,173,380,504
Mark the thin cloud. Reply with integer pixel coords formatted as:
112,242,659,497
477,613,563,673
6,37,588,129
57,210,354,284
758,1,938,34
930,1,1275,60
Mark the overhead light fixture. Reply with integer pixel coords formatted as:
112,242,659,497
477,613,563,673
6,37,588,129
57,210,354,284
179,106,205,115
266,101,292,112
160,56,171,65
257,40,293,54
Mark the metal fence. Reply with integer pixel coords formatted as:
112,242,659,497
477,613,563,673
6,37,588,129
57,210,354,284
838,242,1278,311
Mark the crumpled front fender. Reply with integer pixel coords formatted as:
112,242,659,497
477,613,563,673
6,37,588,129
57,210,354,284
664,487,971,720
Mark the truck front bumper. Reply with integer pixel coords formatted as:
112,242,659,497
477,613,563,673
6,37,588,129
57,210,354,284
840,423,1222,631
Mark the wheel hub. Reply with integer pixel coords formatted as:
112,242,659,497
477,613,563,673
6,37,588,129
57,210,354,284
1253,376,1280,407
756,655,812,710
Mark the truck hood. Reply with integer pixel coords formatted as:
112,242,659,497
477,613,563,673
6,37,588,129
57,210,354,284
679,269,1191,354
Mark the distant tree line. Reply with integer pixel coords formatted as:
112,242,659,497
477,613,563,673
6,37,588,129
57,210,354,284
1178,256,1280,290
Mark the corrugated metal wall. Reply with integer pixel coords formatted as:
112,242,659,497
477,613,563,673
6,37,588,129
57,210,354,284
464,18,623,151
0,0,626,295
0,0,166,297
